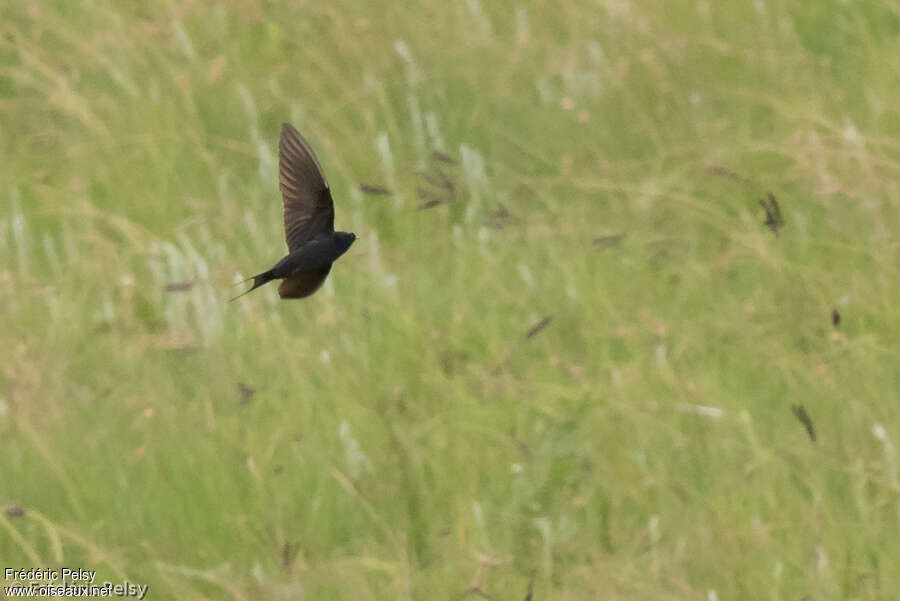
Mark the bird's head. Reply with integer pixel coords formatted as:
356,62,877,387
334,231,357,256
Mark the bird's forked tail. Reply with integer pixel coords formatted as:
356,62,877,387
230,271,275,301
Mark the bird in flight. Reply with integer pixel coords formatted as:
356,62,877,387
232,123,356,301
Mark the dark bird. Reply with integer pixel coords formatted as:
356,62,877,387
758,192,783,236
791,404,817,443
232,123,356,301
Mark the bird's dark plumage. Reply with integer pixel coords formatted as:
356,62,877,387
232,124,356,301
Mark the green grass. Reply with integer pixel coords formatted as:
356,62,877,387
2,1,899,599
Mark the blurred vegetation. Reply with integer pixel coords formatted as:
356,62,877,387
1,0,899,599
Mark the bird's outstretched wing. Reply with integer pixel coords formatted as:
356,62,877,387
279,123,335,252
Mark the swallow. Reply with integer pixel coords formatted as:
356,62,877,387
232,123,356,301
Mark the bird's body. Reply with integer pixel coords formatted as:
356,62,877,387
233,124,356,301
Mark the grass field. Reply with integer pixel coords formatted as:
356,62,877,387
2,1,900,599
